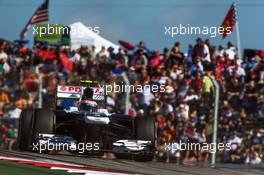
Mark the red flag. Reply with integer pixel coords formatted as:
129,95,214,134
220,3,237,38
118,40,136,50
260,50,264,57
37,49,56,60
59,53,73,73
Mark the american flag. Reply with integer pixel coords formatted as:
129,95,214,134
20,0,49,40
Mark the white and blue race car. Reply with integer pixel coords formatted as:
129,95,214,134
18,80,156,161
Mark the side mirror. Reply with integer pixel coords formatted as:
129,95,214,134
97,109,110,116
69,107,78,112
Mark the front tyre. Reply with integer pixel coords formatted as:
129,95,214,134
18,109,34,151
134,117,155,161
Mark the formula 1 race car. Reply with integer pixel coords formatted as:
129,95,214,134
18,80,156,161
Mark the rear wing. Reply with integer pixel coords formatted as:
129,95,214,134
57,85,105,101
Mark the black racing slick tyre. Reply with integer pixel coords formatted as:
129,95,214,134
33,108,55,135
18,109,34,151
134,117,155,161
135,116,155,143
31,108,55,153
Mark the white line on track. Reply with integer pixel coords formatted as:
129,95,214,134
0,155,135,175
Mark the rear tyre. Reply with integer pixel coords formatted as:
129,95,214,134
33,108,55,135
134,117,155,161
18,109,34,151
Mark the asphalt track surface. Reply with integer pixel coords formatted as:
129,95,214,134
0,150,263,175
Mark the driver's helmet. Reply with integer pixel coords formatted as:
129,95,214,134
80,87,97,111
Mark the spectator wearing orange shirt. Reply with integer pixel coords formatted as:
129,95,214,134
15,97,27,109
0,89,10,105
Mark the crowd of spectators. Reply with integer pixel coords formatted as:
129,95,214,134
0,38,263,165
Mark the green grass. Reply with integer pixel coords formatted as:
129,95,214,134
0,160,82,175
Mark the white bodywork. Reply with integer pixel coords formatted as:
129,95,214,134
113,140,152,151
57,85,104,100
